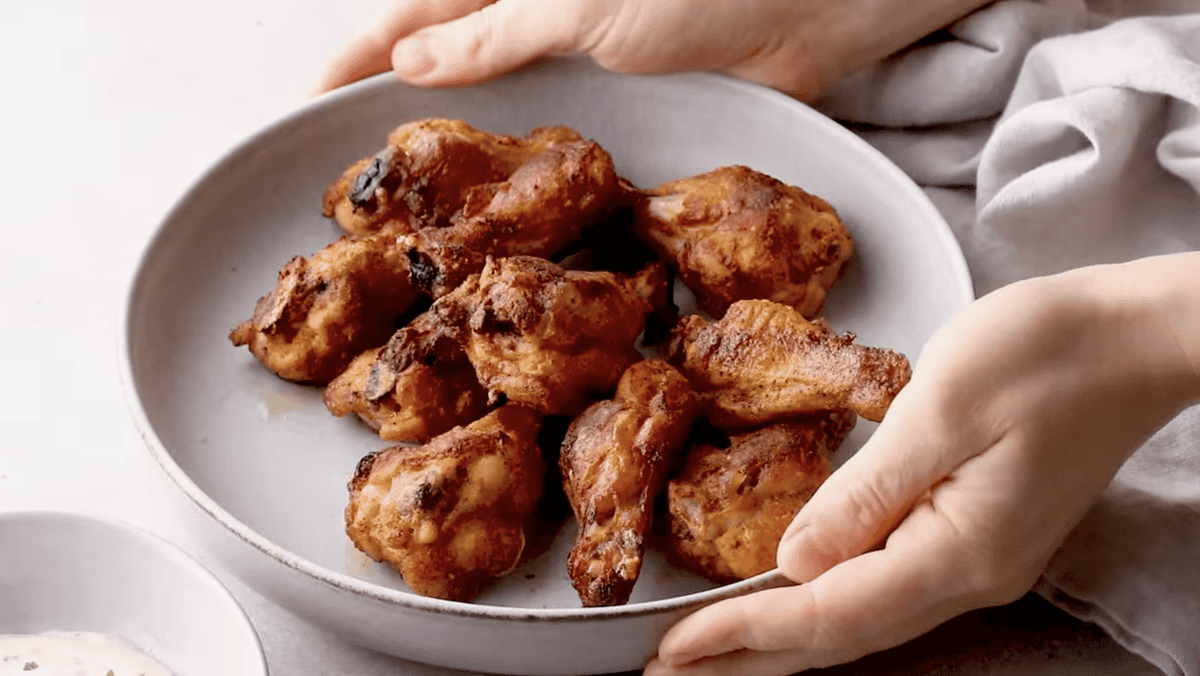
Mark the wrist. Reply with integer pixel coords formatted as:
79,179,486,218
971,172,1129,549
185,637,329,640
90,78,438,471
1080,253,1200,407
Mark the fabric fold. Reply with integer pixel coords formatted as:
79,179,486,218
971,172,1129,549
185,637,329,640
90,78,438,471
817,0,1089,127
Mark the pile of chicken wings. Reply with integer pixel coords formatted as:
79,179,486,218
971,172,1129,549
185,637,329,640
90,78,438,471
230,118,911,606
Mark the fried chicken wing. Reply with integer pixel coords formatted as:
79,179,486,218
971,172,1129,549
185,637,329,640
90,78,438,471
399,138,625,298
664,412,855,583
435,256,656,416
559,359,698,606
345,405,545,601
323,310,490,443
322,118,587,236
229,232,422,384
668,299,911,426
633,165,854,319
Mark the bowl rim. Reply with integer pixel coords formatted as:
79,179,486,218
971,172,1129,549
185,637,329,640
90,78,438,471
0,509,269,673
118,59,974,623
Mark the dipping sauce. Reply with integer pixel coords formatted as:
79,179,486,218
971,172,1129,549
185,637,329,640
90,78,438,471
0,631,172,675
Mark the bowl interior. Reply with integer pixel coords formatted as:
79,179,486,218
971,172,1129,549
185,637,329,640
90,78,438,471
125,58,972,613
0,511,266,676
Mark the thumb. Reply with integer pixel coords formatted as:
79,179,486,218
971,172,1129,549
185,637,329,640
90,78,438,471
390,0,600,86
776,384,966,582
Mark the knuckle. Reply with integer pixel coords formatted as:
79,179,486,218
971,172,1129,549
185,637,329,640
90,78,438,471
733,600,776,652
842,476,896,536
463,5,501,61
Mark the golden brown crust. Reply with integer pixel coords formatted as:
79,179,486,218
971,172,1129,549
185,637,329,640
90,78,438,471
434,256,656,416
228,232,422,384
322,321,491,444
321,119,588,236
664,412,855,583
344,405,546,601
632,165,854,319
668,300,911,425
559,359,698,606
398,138,624,298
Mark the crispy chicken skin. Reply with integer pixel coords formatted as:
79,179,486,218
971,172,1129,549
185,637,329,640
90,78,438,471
398,138,625,298
435,256,656,416
632,165,854,319
228,232,422,384
323,310,490,443
665,412,855,583
668,299,911,426
345,405,545,601
559,359,699,606
322,119,587,236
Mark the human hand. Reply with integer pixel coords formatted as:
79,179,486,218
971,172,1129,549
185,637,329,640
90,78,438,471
645,253,1200,675
314,0,994,102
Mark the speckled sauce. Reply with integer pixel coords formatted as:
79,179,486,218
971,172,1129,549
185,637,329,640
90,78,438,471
0,631,172,676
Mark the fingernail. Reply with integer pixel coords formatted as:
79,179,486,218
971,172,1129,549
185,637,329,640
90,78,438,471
392,35,438,79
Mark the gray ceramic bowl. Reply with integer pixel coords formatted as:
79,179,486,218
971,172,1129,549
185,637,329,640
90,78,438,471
0,511,267,676
121,57,972,675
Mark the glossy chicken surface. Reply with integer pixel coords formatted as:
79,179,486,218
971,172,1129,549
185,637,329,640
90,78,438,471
345,405,545,601
668,299,911,426
398,138,625,298
558,359,698,606
665,412,855,583
322,118,588,236
434,256,659,416
323,310,490,443
633,165,854,319
228,232,422,384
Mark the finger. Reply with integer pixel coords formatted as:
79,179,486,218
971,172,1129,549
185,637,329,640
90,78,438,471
653,508,980,675
389,0,597,87
312,0,493,94
774,381,981,583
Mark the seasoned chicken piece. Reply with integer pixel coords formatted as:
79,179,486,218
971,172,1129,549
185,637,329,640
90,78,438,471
229,232,422,384
668,299,911,426
559,359,699,606
323,310,490,443
633,165,854,319
322,118,586,236
399,138,625,298
345,405,545,601
435,256,657,416
665,412,855,583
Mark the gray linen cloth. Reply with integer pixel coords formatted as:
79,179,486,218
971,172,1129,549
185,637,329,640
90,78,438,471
816,2,1200,674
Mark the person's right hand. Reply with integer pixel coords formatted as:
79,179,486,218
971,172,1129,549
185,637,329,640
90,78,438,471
313,0,994,102
645,252,1200,675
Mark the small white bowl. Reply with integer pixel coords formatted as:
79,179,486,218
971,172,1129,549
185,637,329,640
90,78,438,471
0,511,268,676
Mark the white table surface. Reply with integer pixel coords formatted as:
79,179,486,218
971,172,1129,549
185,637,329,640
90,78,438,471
0,3,1165,675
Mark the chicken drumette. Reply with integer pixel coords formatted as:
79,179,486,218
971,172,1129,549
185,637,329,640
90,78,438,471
322,118,588,236
323,309,490,444
668,299,911,427
399,138,626,298
665,411,856,583
558,359,698,606
345,405,545,602
229,232,422,384
434,256,665,416
633,165,854,319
